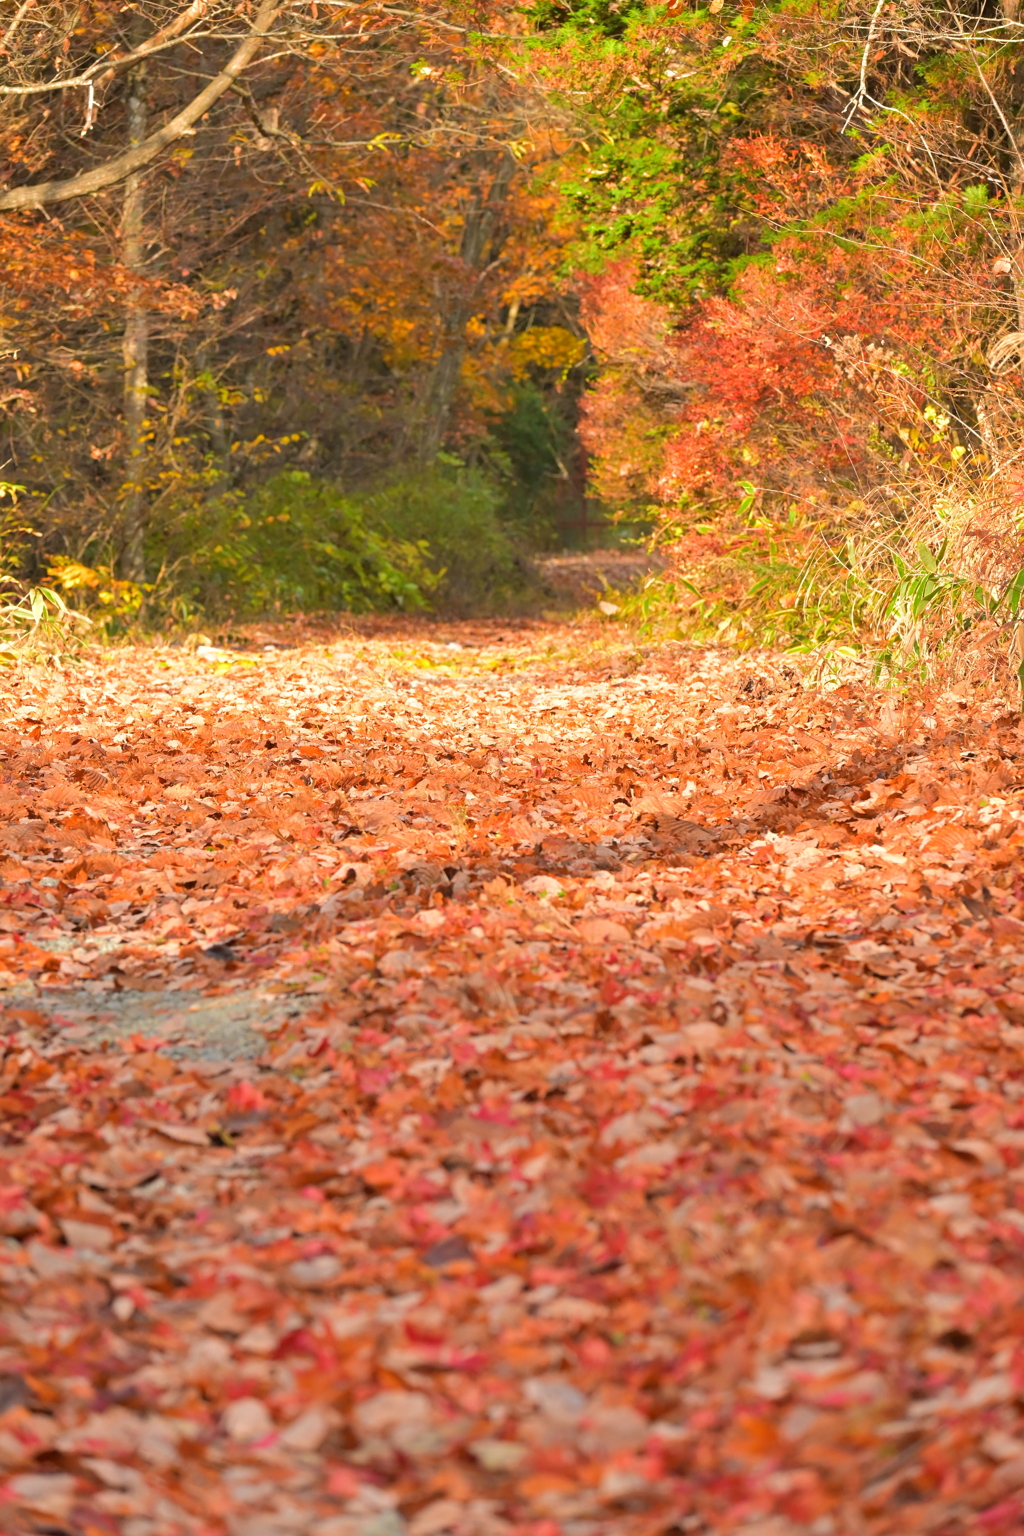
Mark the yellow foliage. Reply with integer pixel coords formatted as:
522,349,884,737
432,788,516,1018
47,557,147,621
49,559,102,591
508,326,586,381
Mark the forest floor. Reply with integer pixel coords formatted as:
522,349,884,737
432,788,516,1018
1,618,1024,1536
535,552,666,612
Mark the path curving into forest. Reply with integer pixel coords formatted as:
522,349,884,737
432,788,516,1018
1,620,1024,1534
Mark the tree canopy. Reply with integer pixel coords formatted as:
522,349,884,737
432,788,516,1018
3,0,1024,642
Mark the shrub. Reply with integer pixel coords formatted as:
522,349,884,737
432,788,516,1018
160,471,436,618
354,464,537,615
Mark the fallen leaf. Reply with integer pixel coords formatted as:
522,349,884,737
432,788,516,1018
222,1397,274,1443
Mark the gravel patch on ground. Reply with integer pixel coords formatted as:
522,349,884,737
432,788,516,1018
537,548,666,607
18,987,310,1059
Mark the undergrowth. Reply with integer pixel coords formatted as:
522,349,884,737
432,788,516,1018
0,464,547,645
0,483,91,663
609,479,1024,693
8,461,1024,701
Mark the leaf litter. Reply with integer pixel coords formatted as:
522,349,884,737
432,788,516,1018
1,621,1024,1533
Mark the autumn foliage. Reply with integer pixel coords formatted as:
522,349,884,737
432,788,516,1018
539,0,1024,645
0,2,589,610
6,8,1024,1535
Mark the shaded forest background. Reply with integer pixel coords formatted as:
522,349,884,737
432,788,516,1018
6,0,1024,664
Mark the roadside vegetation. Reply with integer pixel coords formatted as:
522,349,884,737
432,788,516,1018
4,0,1024,688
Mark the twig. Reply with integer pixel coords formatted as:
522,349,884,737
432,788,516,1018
0,0,282,210
842,0,888,131
0,0,34,53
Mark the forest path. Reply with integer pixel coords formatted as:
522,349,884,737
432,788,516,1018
1,620,1024,1533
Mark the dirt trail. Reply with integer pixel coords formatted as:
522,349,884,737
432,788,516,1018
1,620,1024,1535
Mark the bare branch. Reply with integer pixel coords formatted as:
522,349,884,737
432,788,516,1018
94,0,212,87
229,81,298,144
963,33,1024,184
0,0,282,211
0,1,219,96
842,0,888,130
1,0,36,54
316,1,497,37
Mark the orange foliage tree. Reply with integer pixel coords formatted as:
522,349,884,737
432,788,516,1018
0,2,584,592
533,0,1024,638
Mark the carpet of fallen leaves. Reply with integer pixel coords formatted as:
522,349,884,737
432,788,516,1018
4,619,1024,1536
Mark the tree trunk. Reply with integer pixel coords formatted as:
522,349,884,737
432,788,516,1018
416,150,517,463
418,344,465,464
121,62,149,582
196,344,229,466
